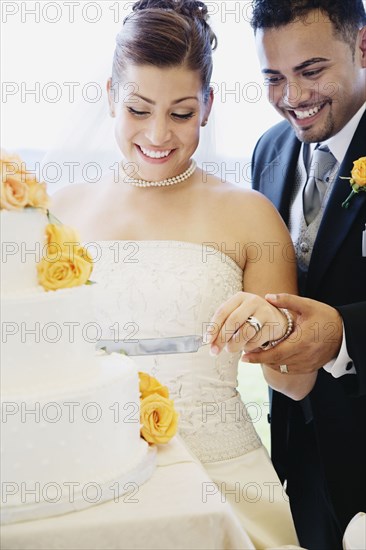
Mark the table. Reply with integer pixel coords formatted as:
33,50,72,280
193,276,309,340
1,437,255,550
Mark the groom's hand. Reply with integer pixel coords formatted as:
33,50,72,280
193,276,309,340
242,293,343,374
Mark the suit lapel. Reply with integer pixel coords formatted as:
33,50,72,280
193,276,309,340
261,136,301,223
306,112,366,295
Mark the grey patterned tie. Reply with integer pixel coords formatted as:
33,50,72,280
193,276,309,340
303,144,337,224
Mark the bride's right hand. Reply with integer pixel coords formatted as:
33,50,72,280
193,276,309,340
205,291,289,355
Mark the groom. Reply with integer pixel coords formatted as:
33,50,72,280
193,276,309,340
246,1,366,549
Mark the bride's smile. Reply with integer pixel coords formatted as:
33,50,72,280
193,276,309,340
135,144,177,167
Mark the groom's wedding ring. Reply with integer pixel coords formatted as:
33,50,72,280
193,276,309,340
279,364,289,374
245,316,262,334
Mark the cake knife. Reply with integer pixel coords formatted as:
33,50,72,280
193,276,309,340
96,335,208,355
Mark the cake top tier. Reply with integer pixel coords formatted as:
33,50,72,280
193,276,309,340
1,150,93,294
1,208,48,294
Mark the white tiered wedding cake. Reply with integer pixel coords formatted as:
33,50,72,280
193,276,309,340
0,155,156,524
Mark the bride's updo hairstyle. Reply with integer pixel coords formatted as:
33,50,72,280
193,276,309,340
112,0,217,101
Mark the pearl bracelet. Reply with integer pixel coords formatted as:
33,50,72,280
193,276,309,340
260,307,294,350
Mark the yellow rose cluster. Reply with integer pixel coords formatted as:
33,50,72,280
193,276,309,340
37,224,93,291
0,150,49,211
139,372,178,445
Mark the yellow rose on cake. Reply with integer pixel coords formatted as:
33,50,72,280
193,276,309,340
139,372,178,445
37,224,93,291
37,250,93,291
27,176,49,209
140,393,178,445
139,372,169,399
45,223,84,257
0,149,48,210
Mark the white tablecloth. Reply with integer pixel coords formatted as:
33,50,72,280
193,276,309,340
1,437,256,550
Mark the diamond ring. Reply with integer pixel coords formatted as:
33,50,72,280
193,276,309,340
245,316,263,334
279,364,289,374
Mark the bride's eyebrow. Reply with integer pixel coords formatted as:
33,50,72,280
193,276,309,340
172,96,199,105
131,93,199,105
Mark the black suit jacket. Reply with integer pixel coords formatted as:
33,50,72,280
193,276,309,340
252,112,366,549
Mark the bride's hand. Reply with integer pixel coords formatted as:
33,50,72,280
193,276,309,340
205,292,288,355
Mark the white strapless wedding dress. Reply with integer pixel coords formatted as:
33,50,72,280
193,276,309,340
91,240,299,549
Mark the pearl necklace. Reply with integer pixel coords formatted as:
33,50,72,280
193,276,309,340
125,159,197,188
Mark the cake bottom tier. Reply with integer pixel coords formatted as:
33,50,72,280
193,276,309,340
0,354,156,524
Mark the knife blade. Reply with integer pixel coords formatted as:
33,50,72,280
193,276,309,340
96,335,207,356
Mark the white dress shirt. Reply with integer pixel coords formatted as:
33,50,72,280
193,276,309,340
293,102,366,377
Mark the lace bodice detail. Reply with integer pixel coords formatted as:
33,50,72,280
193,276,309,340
91,241,262,462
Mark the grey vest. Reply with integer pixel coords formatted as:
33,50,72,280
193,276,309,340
288,152,339,292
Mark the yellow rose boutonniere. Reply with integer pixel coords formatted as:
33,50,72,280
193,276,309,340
0,150,49,211
341,157,366,209
37,223,93,291
138,372,178,445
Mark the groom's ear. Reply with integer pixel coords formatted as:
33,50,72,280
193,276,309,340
202,86,214,126
359,25,366,68
107,78,115,117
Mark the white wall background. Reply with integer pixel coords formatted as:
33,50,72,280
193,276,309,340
1,1,282,177
2,0,366,158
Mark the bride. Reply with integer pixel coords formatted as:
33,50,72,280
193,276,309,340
51,1,313,547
